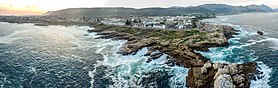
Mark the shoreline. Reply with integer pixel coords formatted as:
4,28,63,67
89,23,257,88
0,20,257,88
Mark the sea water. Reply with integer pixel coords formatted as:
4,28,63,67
0,22,188,88
201,12,278,88
0,12,277,88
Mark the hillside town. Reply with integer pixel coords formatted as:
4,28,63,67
100,15,201,29
0,13,216,29
95,14,216,29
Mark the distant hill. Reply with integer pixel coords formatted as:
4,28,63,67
46,7,209,17
274,9,278,12
245,4,273,12
198,4,272,13
46,4,273,17
198,4,234,13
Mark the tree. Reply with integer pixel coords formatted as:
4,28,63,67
192,21,198,28
125,20,132,26
138,19,142,23
133,19,138,23
160,22,165,24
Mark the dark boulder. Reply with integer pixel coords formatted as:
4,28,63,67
257,31,264,35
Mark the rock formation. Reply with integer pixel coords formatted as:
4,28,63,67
0,16,257,88
187,62,256,88
89,24,257,88
257,31,264,35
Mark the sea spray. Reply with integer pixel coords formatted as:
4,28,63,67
250,62,272,88
87,29,188,87
201,19,272,87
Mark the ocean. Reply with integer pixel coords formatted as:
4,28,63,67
202,12,278,88
0,12,277,88
0,22,187,88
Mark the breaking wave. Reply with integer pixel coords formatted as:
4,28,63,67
81,26,188,88
197,21,272,87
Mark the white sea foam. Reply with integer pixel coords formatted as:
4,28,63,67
0,30,32,44
250,61,272,88
202,16,273,88
169,66,188,88
242,37,278,51
197,21,278,63
87,32,188,87
197,41,257,64
265,37,278,50
227,36,278,51
84,21,275,87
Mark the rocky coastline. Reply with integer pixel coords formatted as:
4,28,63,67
89,23,257,88
0,19,257,88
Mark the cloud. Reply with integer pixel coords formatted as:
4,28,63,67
0,0,108,15
0,3,44,15
0,0,107,11
0,9,7,11
26,5,39,9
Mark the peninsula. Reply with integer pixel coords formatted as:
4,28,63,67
0,16,257,88
89,23,256,88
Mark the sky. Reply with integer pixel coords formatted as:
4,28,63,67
0,0,278,15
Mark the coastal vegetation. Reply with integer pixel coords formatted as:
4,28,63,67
89,24,256,88
47,4,273,17
0,15,257,88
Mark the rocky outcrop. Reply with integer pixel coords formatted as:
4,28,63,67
257,31,264,35
221,25,239,39
187,62,256,88
0,16,257,88
146,51,163,63
89,24,257,88
173,49,256,88
214,74,235,88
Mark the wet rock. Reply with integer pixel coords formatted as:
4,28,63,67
0,18,258,88
227,64,239,75
150,52,163,60
144,49,154,56
204,61,212,68
146,51,163,63
201,67,208,75
221,25,239,39
233,74,245,84
238,83,245,88
201,62,212,74
219,66,230,74
257,31,264,35
214,67,229,80
238,65,244,73
91,24,256,88
213,63,224,70
214,74,235,88
146,58,153,63
165,56,176,67
159,41,170,47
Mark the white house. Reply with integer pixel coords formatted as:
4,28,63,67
153,24,166,29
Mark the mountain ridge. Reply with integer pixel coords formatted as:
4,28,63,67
46,4,273,17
